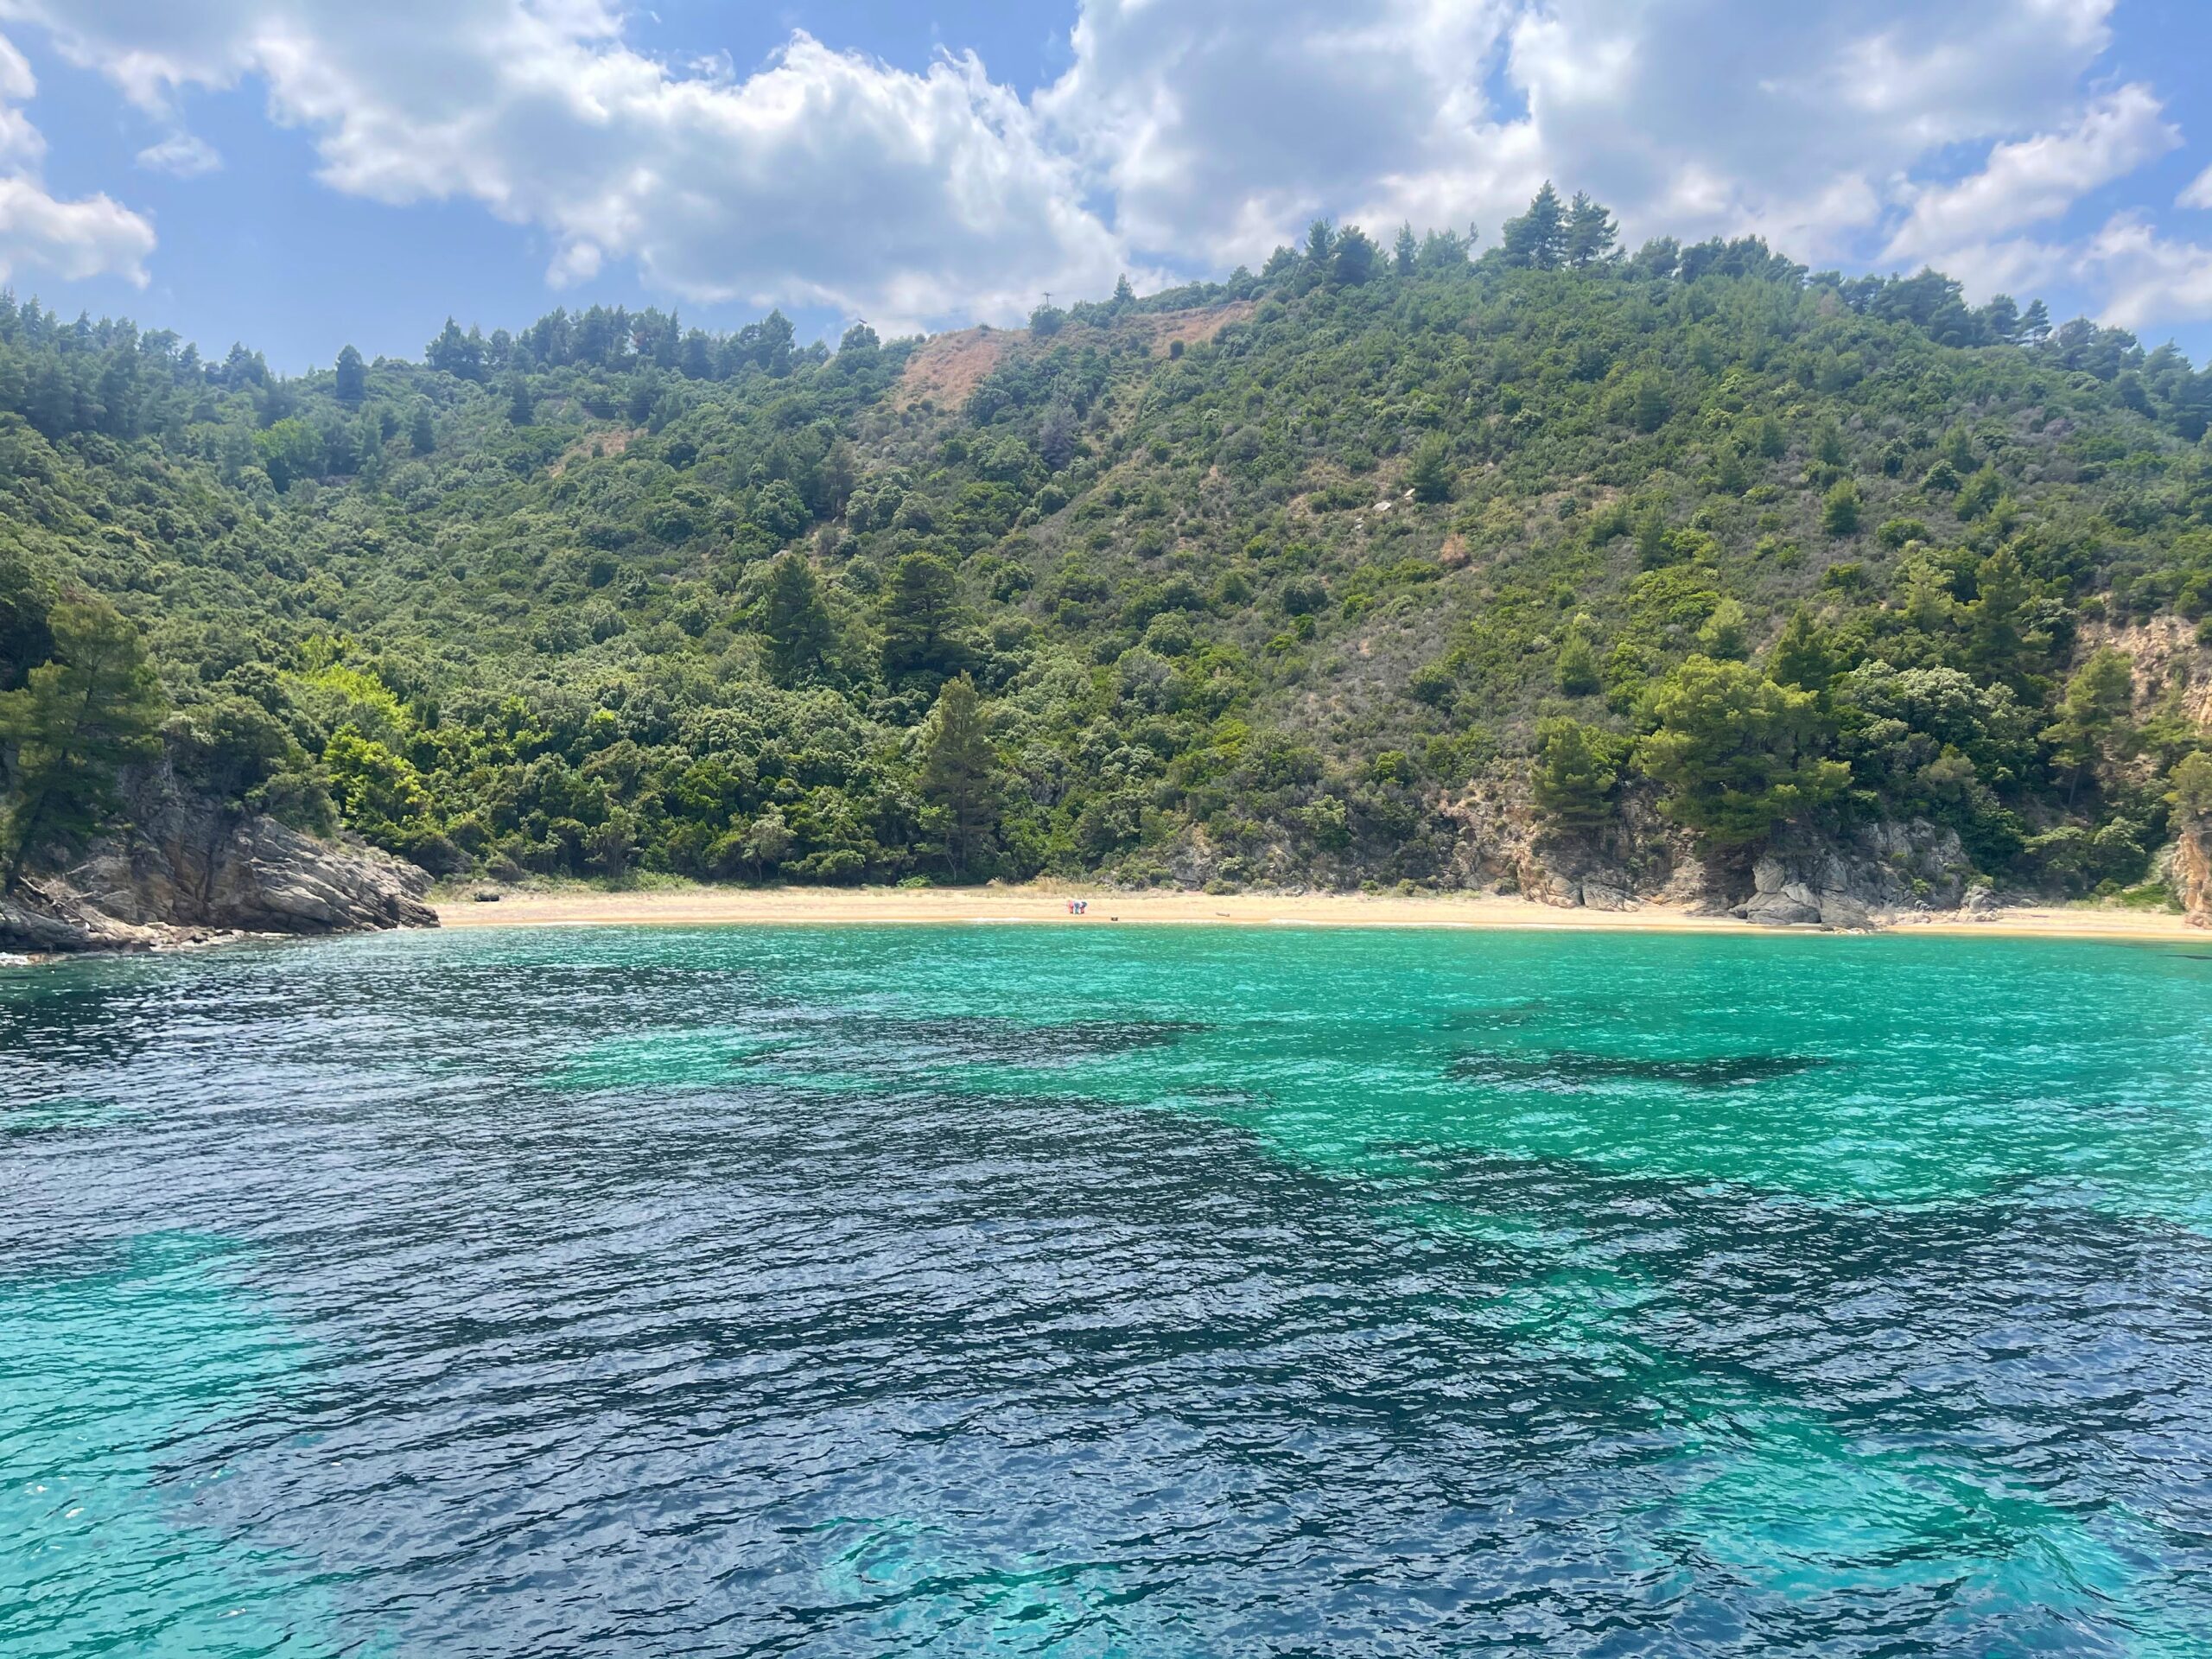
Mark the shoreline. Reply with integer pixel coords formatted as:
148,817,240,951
430,883,2209,944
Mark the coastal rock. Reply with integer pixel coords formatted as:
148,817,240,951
1441,774,1691,912
1578,880,1636,912
0,880,168,953
1817,893,1876,931
2,767,437,954
2169,828,2211,928
1725,822,1971,930
1734,856,1823,926
68,810,436,936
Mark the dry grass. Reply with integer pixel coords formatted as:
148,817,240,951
893,327,1012,412
893,302,1259,413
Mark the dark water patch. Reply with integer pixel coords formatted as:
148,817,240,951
1452,1048,1830,1090
1434,999,1554,1030
690,1013,1212,1084
828,1014,1208,1065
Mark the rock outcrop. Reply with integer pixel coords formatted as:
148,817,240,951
1729,822,1969,930
2170,826,2212,929
1442,775,1707,912
1,770,435,954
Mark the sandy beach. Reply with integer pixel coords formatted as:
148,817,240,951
432,883,2209,944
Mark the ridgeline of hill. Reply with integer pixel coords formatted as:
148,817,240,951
3,188,2211,925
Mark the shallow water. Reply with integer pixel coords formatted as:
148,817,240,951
4,925,2211,1656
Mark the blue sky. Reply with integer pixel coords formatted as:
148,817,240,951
0,1,2209,372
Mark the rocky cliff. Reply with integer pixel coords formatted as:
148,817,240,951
1,769,436,954
2171,826,2212,929
1444,772,1981,928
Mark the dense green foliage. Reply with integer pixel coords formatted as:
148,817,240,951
2,188,2209,895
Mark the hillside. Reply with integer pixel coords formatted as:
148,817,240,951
3,192,2211,915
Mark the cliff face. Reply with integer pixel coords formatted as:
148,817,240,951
1443,772,1980,929
1,771,436,954
2173,826,2212,929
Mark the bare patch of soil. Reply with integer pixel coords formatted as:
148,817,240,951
549,426,644,477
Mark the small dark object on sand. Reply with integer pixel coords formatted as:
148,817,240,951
473,889,504,903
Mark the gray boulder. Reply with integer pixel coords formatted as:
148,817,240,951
67,811,435,936
3,768,436,954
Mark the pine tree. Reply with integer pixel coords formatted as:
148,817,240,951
919,674,1000,877
2044,646,2136,802
0,597,164,886
409,404,436,455
1564,191,1617,267
2016,299,2052,346
1406,434,1453,503
1302,219,1336,274
1821,480,1862,537
334,344,367,405
880,552,967,682
1965,547,2041,690
1332,226,1378,286
1635,658,1848,848
1500,182,1567,269
1393,222,1418,278
1697,597,1751,660
2168,751,2212,826
1768,608,1838,701
760,552,834,685
1532,717,1624,830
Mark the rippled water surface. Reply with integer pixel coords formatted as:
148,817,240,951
6,925,2212,1656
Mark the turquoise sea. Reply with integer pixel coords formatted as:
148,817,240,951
4,924,2211,1656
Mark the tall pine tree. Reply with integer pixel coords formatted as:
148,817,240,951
1564,192,1618,267
1500,183,1567,269
918,675,1000,878
0,597,164,886
760,552,835,685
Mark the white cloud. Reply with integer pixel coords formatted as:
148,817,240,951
0,29,155,286
2082,213,2212,330
0,174,156,284
1038,0,2132,276
1884,85,2176,268
1039,0,1525,268
135,131,220,177
1505,0,2120,262
0,1,1129,331
2182,163,2212,211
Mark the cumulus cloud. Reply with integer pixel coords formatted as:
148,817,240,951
2182,163,2212,212
1038,0,1526,269
0,0,1129,330
1877,84,2178,303
1886,86,2176,257
0,29,155,286
2081,213,2212,331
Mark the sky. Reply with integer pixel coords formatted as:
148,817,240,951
0,0,2208,372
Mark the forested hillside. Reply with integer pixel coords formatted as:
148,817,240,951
3,187,2211,902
